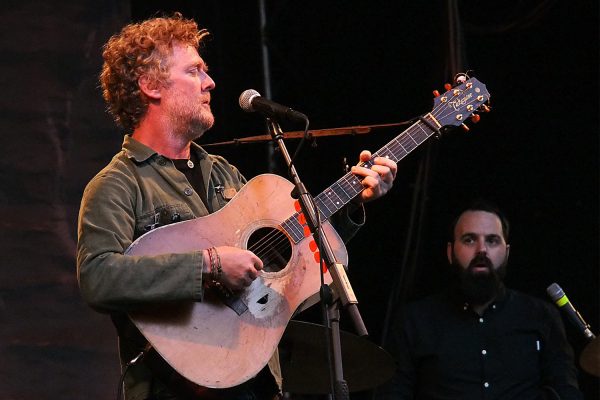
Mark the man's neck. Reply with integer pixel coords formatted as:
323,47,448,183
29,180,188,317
132,115,193,159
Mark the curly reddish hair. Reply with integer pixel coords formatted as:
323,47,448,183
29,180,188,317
100,13,209,132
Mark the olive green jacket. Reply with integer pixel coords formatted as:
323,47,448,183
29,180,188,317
77,135,364,399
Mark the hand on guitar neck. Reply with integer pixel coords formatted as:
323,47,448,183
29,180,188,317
351,150,398,204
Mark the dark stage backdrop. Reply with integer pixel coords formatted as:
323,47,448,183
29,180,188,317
0,1,597,399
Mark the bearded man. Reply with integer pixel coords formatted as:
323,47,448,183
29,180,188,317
379,200,583,400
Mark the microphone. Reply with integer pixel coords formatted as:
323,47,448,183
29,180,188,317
239,89,308,122
547,283,596,341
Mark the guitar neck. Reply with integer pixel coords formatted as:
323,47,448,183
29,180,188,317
315,113,441,217
282,113,441,243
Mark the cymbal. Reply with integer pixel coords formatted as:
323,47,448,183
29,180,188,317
279,320,396,394
202,121,410,147
580,336,600,377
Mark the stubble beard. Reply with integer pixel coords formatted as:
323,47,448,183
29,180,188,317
175,107,214,142
166,95,215,143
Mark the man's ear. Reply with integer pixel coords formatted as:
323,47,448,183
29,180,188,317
138,75,161,100
447,242,453,264
506,243,510,260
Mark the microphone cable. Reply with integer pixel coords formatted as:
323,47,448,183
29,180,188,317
116,344,152,400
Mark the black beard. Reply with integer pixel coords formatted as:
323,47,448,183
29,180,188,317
453,253,507,305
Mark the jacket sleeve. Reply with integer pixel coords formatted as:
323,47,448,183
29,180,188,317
330,202,366,243
76,166,204,313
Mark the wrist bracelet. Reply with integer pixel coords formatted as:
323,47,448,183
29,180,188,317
205,247,231,297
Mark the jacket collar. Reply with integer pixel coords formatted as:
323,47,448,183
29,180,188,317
122,135,209,162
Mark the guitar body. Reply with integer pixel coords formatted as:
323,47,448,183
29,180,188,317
126,173,346,388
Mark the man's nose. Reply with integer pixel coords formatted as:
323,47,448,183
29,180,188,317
202,71,215,91
476,239,487,253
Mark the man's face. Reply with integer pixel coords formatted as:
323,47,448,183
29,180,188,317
161,43,216,140
447,210,510,303
448,210,509,273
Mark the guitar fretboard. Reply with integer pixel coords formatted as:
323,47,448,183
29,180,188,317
281,112,441,243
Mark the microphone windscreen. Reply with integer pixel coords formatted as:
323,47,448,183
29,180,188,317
239,89,260,112
546,283,564,302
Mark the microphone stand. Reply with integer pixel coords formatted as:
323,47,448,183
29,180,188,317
266,118,367,400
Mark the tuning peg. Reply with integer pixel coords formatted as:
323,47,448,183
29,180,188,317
433,90,440,97
444,83,452,91
460,123,470,132
481,104,491,113
470,114,481,123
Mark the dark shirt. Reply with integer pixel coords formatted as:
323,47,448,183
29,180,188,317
379,287,583,400
172,151,209,210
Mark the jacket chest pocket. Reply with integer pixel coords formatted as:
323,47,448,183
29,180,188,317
135,204,194,237
213,184,237,209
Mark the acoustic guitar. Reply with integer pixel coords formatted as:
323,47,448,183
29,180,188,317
126,77,490,388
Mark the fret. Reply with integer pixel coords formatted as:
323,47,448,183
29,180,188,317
314,196,334,217
324,186,345,210
411,124,430,143
406,130,419,146
282,216,304,243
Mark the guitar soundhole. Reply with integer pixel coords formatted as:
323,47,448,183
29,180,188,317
247,227,292,273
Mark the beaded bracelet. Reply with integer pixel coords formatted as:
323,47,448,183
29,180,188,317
211,247,223,283
206,247,215,281
203,248,214,288
205,247,232,297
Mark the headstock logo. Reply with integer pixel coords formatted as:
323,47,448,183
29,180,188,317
449,92,473,111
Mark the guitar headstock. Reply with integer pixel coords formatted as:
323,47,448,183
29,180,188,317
431,76,490,131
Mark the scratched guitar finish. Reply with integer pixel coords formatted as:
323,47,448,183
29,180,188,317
126,77,490,388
